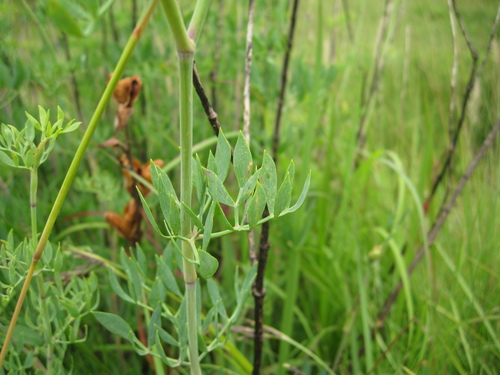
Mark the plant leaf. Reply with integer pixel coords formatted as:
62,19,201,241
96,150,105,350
275,172,292,216
215,202,234,231
286,170,311,213
207,151,218,174
182,202,204,230
198,250,219,279
158,254,182,297
204,168,235,207
193,155,205,205
148,305,162,348
203,201,215,251
92,312,134,341
137,188,165,237
260,152,277,214
233,132,253,188
236,169,261,206
248,182,267,228
107,268,134,304
48,0,84,37
215,129,231,182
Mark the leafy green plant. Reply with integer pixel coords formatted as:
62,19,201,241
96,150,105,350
0,107,100,373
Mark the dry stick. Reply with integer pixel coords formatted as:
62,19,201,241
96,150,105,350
447,0,459,144
243,0,255,144
242,0,256,269
210,0,224,111
61,33,85,124
340,0,354,44
272,0,300,160
355,0,394,155
253,1,300,374
378,115,500,329
193,61,221,136
426,2,500,207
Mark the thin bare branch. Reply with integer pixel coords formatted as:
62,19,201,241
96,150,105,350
243,0,255,143
426,2,500,206
253,1,300,374
272,0,300,159
378,115,500,328
193,61,220,136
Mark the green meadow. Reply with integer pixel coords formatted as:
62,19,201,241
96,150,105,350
1,0,499,374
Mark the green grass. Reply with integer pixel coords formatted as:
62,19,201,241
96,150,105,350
1,0,500,373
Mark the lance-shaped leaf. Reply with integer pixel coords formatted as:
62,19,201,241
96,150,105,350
236,169,261,206
260,152,277,214
148,276,166,308
207,150,218,174
148,305,162,348
286,160,295,186
158,254,182,298
169,194,181,234
108,268,134,304
181,202,204,230
215,129,231,182
215,202,234,231
137,188,166,237
275,172,292,216
198,250,219,279
193,155,206,205
248,182,267,228
233,132,253,188
92,312,134,341
204,168,235,207
203,201,215,251
151,162,178,200
285,170,311,214
155,332,181,366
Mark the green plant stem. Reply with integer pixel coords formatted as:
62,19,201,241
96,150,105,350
160,0,195,52
188,0,212,43
179,54,202,375
160,1,212,373
30,168,38,244
0,1,159,367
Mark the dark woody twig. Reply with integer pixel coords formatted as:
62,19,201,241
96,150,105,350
425,1,500,208
272,0,300,159
193,61,221,136
378,115,500,330
253,1,300,374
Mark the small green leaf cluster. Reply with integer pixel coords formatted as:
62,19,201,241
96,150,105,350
0,231,99,373
0,106,81,170
139,130,310,278
93,243,257,367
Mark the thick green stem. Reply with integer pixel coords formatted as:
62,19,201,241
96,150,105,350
160,0,195,52
0,1,159,368
179,55,201,375
160,1,212,373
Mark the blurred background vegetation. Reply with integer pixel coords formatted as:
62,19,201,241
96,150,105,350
1,0,499,373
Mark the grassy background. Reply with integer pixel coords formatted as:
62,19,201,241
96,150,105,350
1,0,499,373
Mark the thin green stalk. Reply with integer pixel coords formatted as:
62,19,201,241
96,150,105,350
179,55,201,375
187,0,212,43
30,168,38,244
0,1,159,367
160,1,211,373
